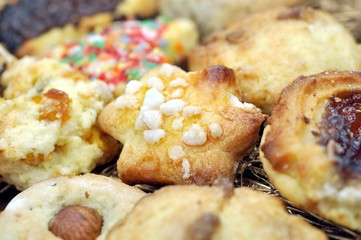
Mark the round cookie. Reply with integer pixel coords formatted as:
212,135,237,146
307,0,361,42
260,70,361,230
0,174,146,240
0,57,119,190
99,63,265,186
45,17,199,95
160,0,305,35
189,6,361,114
0,0,160,57
107,185,327,240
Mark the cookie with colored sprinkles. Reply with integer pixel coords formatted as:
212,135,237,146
46,17,198,95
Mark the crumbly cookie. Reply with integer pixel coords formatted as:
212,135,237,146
0,58,119,190
1,57,82,99
0,0,160,56
189,7,361,114
107,185,327,240
99,64,265,185
0,174,146,240
160,0,305,35
260,70,361,230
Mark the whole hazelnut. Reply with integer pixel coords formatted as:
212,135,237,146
49,205,103,240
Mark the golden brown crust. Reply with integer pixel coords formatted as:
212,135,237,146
260,70,361,230
99,64,265,185
189,6,361,114
0,174,146,240
106,185,327,240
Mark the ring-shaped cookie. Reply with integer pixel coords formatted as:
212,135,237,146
260,70,361,230
0,174,146,240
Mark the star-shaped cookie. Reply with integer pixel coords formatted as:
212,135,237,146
99,64,265,185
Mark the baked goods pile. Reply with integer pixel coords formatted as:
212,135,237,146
0,0,361,238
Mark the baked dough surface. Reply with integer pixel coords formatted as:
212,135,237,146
107,185,327,240
0,174,146,240
189,7,361,114
0,58,119,190
260,70,361,230
99,64,265,185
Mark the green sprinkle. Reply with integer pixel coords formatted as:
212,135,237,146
93,41,105,48
140,19,157,29
72,55,83,64
143,61,158,69
60,58,69,64
89,53,97,62
126,69,141,79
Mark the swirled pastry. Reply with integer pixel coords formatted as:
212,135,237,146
0,58,119,190
0,0,160,57
99,64,265,185
107,185,327,240
260,70,361,230
0,174,146,240
160,0,305,35
189,7,361,114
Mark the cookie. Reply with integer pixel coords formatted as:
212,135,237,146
0,57,119,190
44,17,199,95
160,0,305,35
189,7,361,114
0,174,146,240
107,185,327,240
260,70,361,230
99,64,265,185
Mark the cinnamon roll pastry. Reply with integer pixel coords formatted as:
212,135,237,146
189,7,361,114
0,0,160,57
260,70,361,230
107,185,327,240
0,174,146,240
99,64,265,186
